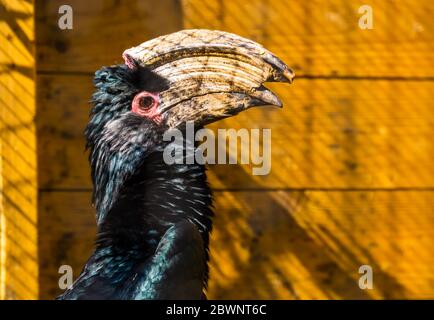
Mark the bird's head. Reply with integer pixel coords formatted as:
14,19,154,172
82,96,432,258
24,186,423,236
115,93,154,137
121,29,294,128
86,29,294,224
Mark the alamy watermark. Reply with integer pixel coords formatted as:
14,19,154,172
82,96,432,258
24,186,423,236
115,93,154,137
358,5,373,29
58,5,73,30
358,265,373,290
58,265,73,290
162,122,272,176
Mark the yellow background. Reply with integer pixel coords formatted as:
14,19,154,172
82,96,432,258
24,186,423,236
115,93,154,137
1,0,433,299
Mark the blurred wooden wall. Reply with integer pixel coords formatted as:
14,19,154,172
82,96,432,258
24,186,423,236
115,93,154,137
1,0,431,299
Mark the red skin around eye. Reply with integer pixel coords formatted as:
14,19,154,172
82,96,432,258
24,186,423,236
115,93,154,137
131,91,162,124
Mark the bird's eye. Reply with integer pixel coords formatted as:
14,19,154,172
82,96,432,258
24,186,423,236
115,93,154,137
139,96,154,110
131,91,161,123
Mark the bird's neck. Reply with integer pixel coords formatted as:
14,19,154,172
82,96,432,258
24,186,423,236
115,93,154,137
95,150,214,252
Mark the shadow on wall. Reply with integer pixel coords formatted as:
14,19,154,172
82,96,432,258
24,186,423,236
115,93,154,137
208,164,408,299
183,0,434,299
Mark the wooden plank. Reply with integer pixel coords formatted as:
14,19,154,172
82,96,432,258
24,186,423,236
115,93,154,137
0,0,38,299
35,0,434,77
183,0,434,78
35,0,183,72
37,74,434,189
210,190,434,299
38,190,434,299
38,190,96,299
36,75,92,189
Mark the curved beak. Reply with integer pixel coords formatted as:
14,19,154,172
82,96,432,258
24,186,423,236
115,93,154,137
123,29,294,127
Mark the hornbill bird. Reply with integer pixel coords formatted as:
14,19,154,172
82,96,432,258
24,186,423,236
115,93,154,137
58,29,294,300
